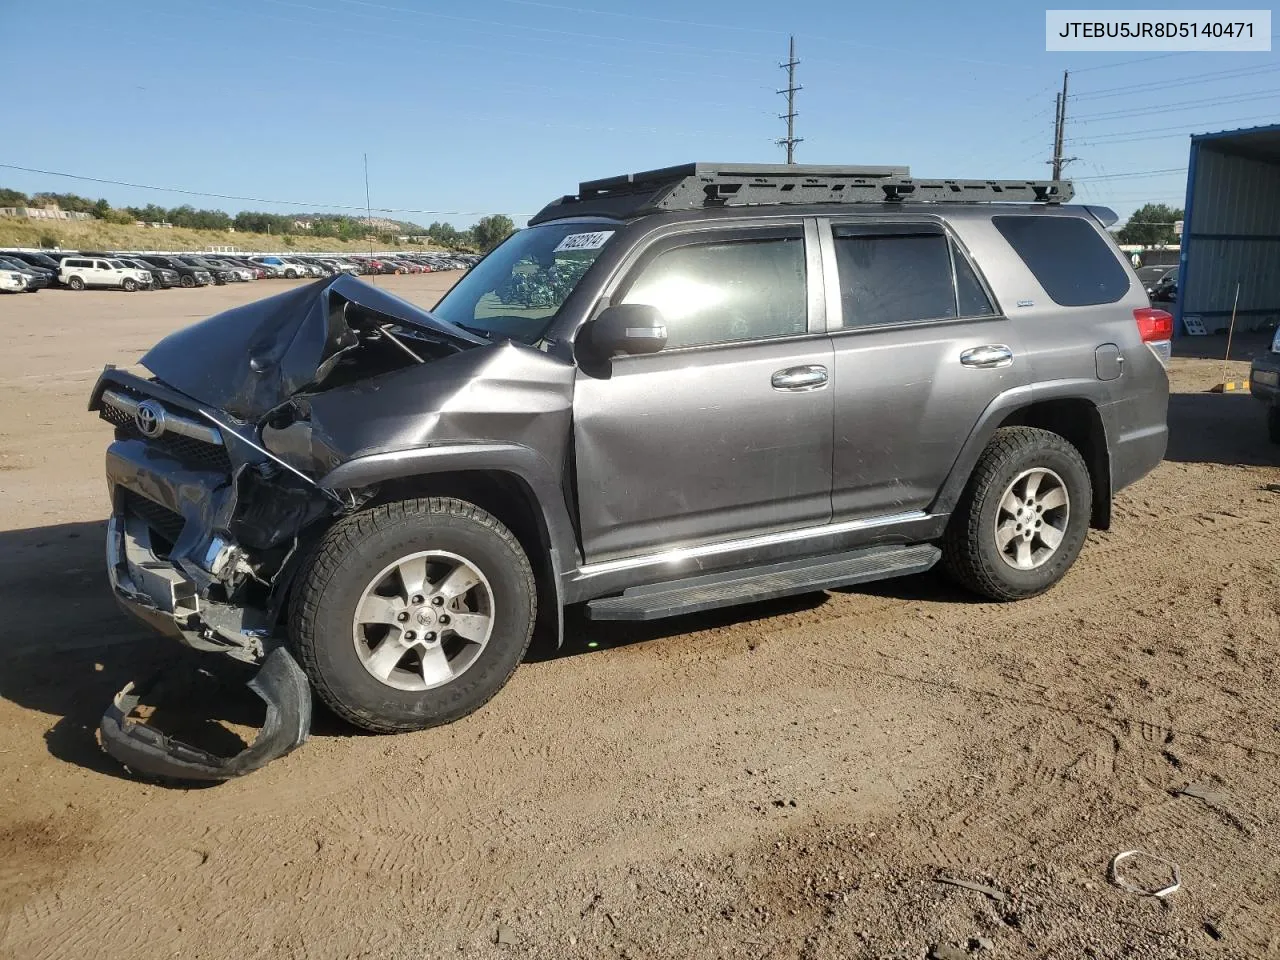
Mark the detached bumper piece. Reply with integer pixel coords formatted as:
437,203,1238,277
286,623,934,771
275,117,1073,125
98,647,312,783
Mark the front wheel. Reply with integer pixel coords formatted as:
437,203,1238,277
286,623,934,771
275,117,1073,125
290,498,537,733
122,278,138,292
284,269,298,279
941,426,1092,601
180,275,195,288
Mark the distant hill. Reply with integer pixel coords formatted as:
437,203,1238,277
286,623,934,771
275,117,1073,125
0,217,458,254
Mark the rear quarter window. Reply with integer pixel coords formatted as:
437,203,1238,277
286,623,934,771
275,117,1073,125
992,215,1130,307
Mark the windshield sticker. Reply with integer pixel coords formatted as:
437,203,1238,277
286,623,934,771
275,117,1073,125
553,231,614,253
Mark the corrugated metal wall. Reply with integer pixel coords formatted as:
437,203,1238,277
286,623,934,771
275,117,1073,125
1182,143,1280,333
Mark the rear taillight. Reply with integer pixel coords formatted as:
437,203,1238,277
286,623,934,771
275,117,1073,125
1134,307,1174,343
1134,307,1173,366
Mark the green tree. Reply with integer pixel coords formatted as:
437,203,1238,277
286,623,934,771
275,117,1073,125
0,187,29,206
91,198,112,220
471,214,515,252
1117,203,1183,246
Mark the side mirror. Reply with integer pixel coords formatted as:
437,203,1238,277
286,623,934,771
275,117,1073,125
588,304,667,358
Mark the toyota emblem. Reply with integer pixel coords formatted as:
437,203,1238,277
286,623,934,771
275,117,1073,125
134,400,166,439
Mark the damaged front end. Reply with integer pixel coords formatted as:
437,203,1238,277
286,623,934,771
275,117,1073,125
90,275,494,781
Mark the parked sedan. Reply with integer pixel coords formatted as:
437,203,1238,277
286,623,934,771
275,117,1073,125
1,250,68,286
137,255,212,287
0,267,28,293
178,256,235,284
119,258,180,289
0,256,52,291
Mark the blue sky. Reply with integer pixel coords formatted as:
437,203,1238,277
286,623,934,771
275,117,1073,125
1,0,1276,227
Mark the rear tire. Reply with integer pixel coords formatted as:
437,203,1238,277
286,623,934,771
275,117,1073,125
290,497,537,733
941,426,1092,601
67,276,85,290
1268,406,1280,445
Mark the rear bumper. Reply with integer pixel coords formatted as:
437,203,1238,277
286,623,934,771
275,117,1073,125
1250,354,1280,405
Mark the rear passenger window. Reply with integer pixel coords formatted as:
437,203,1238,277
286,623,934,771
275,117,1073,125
993,215,1129,307
832,227,994,328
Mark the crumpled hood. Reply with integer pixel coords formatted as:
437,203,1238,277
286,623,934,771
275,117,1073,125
140,274,486,420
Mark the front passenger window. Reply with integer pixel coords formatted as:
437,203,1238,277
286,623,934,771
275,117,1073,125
621,236,807,350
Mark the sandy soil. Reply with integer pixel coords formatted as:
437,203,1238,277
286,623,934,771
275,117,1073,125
0,278,1277,960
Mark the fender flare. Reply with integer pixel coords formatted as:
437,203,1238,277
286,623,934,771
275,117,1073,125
321,443,577,647
930,381,1112,519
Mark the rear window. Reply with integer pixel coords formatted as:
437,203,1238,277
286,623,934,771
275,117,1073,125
993,215,1129,307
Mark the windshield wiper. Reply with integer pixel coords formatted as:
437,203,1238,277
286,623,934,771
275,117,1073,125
454,322,495,340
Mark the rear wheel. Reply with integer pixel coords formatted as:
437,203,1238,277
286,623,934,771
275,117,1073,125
290,497,536,733
941,426,1092,601
1268,406,1280,445
122,278,138,292
67,276,84,290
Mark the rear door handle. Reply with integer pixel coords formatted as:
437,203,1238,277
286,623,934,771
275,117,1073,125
771,364,828,391
960,344,1014,369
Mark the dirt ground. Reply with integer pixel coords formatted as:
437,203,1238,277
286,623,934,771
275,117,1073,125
0,277,1277,960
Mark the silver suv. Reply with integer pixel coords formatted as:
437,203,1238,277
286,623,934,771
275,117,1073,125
89,164,1170,779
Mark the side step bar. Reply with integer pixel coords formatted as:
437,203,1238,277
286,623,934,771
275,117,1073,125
585,543,941,621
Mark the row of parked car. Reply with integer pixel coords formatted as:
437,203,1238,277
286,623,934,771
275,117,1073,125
0,249,479,293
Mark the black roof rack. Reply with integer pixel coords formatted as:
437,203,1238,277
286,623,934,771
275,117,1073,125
529,162,1073,224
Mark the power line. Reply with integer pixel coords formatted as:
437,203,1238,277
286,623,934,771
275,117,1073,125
1072,167,1186,181
776,36,802,164
1066,111,1280,145
1071,61,1280,101
0,162,532,217
1072,88,1280,123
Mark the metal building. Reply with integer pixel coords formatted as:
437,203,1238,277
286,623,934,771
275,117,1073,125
1178,123,1280,335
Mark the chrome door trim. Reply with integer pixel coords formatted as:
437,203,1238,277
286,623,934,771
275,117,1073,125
575,510,929,577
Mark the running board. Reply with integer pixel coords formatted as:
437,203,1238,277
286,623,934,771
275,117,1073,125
585,544,941,621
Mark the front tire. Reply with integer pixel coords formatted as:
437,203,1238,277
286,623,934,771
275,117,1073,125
122,278,138,292
180,275,195,288
290,498,536,733
285,268,298,279
941,426,1092,601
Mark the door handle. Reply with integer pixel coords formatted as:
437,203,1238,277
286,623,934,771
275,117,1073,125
960,344,1014,369
771,364,828,391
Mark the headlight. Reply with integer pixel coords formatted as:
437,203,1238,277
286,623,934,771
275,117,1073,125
1272,327,1280,354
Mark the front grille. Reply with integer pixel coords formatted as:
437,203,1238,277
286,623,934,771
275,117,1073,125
122,489,186,546
100,393,233,473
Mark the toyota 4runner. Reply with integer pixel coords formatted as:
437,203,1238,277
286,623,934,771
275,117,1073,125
89,163,1170,779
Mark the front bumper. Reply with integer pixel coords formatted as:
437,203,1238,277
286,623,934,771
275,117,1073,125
1250,354,1280,405
99,646,311,782
102,441,315,780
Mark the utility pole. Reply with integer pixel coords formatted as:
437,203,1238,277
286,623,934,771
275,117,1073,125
1051,70,1073,180
363,152,376,273
776,35,802,164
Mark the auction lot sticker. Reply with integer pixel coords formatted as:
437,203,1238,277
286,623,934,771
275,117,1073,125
1046,10,1271,50
554,231,614,253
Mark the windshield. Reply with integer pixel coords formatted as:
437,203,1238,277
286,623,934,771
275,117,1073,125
432,221,618,342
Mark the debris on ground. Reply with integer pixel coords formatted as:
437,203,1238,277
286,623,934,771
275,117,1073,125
495,925,519,946
934,874,1007,902
929,943,970,960
970,935,995,951
1108,850,1181,898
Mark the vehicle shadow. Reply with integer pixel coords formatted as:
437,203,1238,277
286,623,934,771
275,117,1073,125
1165,392,1278,467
